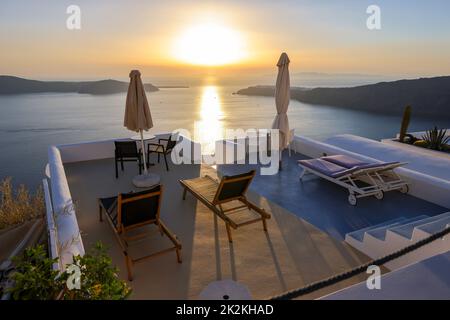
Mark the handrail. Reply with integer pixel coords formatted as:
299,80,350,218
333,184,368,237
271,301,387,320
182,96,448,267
270,225,450,300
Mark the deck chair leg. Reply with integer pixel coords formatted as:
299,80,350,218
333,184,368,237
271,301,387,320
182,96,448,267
115,160,118,178
176,248,182,263
138,158,142,175
262,217,268,231
163,153,169,171
225,223,233,243
98,204,103,222
157,153,160,163
157,222,164,236
125,252,133,281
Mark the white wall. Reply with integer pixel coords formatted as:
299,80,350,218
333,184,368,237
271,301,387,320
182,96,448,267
382,138,450,160
47,146,85,269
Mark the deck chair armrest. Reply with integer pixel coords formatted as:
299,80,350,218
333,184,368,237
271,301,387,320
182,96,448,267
242,198,271,219
204,175,220,183
148,142,166,152
159,221,182,248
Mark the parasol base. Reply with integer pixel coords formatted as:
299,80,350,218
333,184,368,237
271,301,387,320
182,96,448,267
132,173,160,188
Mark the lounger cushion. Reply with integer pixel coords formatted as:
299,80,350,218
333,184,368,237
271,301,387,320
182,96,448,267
322,155,369,169
298,159,354,178
322,155,399,171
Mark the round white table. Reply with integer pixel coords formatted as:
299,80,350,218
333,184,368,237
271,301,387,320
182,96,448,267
130,133,156,142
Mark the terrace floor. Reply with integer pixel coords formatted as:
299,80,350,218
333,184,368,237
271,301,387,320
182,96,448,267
65,155,377,300
218,151,447,241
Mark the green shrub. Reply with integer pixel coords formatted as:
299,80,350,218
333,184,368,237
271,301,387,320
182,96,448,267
0,178,45,230
413,140,428,148
8,245,62,300
8,242,131,300
63,242,132,300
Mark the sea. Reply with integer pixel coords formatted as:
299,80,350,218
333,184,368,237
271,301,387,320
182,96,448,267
1,84,449,190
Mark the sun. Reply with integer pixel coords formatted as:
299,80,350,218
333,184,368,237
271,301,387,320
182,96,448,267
172,23,246,66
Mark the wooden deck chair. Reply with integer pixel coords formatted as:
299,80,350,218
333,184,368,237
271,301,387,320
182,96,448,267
180,170,271,242
98,185,182,281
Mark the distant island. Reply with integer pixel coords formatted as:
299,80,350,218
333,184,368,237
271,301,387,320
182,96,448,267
0,76,159,95
237,76,450,117
157,85,190,89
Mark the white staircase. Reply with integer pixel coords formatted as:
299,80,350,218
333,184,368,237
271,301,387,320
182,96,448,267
345,212,450,270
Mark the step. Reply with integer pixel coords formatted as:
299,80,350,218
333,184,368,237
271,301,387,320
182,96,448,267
389,212,450,239
366,215,429,240
346,217,407,242
416,213,450,235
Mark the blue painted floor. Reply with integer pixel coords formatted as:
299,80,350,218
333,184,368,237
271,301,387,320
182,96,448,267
217,151,447,241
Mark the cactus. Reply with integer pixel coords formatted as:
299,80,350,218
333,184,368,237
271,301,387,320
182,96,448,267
399,105,411,143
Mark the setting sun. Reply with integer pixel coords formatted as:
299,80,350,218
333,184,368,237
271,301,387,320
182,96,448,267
172,23,247,66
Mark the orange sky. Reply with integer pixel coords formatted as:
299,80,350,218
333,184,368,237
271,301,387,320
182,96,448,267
1,1,450,81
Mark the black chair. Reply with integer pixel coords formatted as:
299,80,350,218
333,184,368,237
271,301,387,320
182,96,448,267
98,185,182,281
114,141,143,179
147,134,178,171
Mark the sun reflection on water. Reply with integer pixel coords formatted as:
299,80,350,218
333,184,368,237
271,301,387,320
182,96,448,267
195,86,224,155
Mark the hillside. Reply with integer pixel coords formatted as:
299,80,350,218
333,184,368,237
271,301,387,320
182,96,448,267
0,76,159,95
237,76,450,117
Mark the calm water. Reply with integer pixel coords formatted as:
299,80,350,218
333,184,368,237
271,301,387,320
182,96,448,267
1,85,449,190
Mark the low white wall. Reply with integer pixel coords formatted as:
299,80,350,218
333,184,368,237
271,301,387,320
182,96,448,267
48,146,85,269
292,135,450,208
57,139,120,163
382,138,450,160
57,133,188,164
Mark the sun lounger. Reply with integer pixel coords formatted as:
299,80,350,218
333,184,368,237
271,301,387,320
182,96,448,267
298,155,409,205
179,170,271,242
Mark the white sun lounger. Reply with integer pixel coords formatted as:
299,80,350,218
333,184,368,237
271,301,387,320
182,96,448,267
298,155,409,205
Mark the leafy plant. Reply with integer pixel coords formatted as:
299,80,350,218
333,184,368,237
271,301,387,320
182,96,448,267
8,242,131,300
422,126,450,151
8,245,63,300
413,139,428,148
399,105,411,143
0,178,44,230
63,242,131,300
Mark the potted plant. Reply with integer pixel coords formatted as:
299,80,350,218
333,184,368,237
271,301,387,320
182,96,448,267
415,126,450,152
